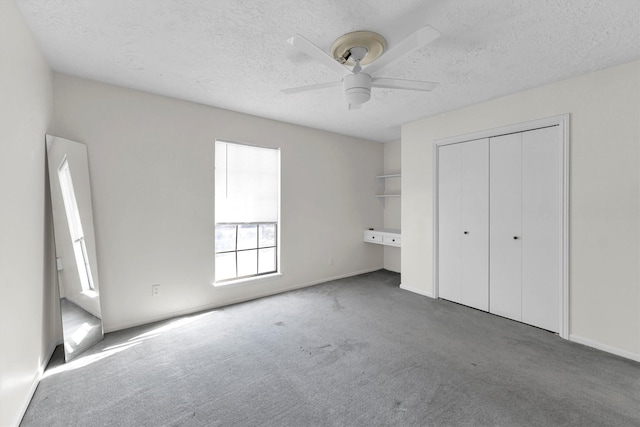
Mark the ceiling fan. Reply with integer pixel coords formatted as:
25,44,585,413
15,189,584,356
282,25,440,109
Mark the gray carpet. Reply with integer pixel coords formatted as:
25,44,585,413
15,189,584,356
22,270,640,426
60,298,103,361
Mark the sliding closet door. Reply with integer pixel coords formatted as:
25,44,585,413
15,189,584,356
489,133,522,322
521,126,561,332
460,139,489,311
438,139,489,310
438,143,463,303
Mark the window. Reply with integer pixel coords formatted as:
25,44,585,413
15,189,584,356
58,157,95,292
215,141,280,283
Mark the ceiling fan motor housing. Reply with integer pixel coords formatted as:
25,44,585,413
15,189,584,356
343,73,372,106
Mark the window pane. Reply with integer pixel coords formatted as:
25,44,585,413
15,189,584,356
258,247,276,274
215,225,236,252
237,224,258,250
237,249,257,277
215,252,236,281
259,223,276,248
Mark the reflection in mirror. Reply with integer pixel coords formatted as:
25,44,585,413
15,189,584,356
46,135,103,362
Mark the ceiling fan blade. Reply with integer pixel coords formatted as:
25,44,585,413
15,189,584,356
372,77,439,92
281,80,341,95
364,25,440,76
287,35,351,76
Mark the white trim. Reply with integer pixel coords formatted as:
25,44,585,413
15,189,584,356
214,138,278,151
432,140,439,300
213,272,283,288
105,267,382,333
14,375,41,426
399,283,434,298
14,340,59,426
561,117,570,339
569,334,640,363
434,115,569,147
45,133,54,151
432,114,570,338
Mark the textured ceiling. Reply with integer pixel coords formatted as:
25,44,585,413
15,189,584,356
16,0,640,142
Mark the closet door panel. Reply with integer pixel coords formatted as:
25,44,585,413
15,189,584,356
490,133,522,321
461,139,489,311
438,143,462,303
522,126,562,332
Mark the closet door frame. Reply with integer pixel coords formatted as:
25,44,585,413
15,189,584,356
433,114,570,339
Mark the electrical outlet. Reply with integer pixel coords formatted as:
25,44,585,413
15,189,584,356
152,284,160,296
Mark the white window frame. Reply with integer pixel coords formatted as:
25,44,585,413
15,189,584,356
214,140,281,286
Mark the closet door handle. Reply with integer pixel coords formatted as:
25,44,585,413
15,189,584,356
513,236,519,240
463,231,469,235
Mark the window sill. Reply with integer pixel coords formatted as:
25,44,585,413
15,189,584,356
81,290,99,299
213,272,282,288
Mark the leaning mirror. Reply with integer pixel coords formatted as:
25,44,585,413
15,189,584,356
46,135,103,362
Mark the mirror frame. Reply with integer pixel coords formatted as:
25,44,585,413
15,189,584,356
46,134,104,362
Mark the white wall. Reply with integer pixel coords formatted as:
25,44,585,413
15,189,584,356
402,61,640,359
0,1,57,426
52,74,384,332
383,140,401,273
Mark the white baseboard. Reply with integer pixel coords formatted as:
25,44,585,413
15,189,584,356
14,340,59,426
569,334,640,363
13,372,41,427
105,267,383,333
292,267,383,289
399,283,434,298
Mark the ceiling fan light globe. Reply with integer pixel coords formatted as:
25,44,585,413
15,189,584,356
345,88,371,105
343,73,372,106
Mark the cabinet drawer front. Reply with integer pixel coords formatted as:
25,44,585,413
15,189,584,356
364,230,383,243
383,235,401,246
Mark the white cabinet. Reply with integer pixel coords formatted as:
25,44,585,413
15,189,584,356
383,234,401,246
364,229,401,247
364,229,383,244
437,125,563,333
438,139,489,311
